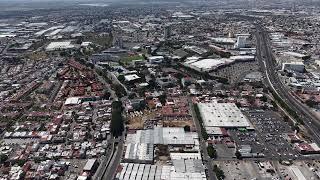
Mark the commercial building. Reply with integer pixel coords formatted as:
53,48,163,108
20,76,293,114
149,56,164,64
124,74,141,82
90,53,119,64
46,41,75,51
281,62,305,73
294,142,320,154
64,97,82,106
183,56,255,72
83,159,98,173
197,102,251,129
234,35,248,49
211,37,235,44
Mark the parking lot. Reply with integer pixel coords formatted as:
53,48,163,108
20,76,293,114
215,160,279,180
229,110,299,160
214,144,235,160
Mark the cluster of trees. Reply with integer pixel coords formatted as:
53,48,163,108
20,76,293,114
213,164,225,180
74,57,94,69
118,74,125,83
0,154,8,164
159,94,167,105
183,125,191,132
96,68,112,84
96,68,127,98
110,101,124,137
0,154,27,167
260,95,268,102
235,150,242,159
305,98,318,108
111,84,127,98
193,104,208,140
207,144,217,159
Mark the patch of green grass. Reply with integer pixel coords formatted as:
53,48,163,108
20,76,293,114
84,33,112,48
120,55,143,64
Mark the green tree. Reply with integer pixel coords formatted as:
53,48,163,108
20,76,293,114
260,96,268,102
112,84,127,98
213,164,225,180
193,104,208,140
235,150,242,159
306,99,317,108
159,94,167,105
17,159,26,167
184,125,191,132
0,154,8,163
283,115,289,122
110,101,124,137
102,91,111,100
118,75,125,82
207,145,217,159
292,123,300,133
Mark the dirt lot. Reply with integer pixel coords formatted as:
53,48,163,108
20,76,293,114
163,120,195,129
127,110,160,129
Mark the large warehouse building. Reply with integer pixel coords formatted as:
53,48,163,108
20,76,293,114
197,102,251,129
183,55,255,72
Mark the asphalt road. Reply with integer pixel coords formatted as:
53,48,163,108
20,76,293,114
101,133,125,180
94,143,114,180
188,99,217,180
255,23,320,146
94,65,118,101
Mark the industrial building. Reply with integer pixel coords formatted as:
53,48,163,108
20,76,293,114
281,62,305,73
170,153,202,160
124,143,154,163
115,162,207,180
126,127,199,146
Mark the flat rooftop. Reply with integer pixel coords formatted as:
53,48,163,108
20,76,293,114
198,102,251,128
184,56,255,72
46,41,74,51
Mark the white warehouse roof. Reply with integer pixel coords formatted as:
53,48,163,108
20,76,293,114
184,56,255,72
124,143,154,161
124,74,140,82
198,102,251,128
46,41,75,51
126,127,199,145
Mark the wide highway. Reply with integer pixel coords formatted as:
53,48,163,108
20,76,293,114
255,23,320,146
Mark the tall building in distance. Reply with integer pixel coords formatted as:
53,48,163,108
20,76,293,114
234,35,248,49
164,24,171,39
